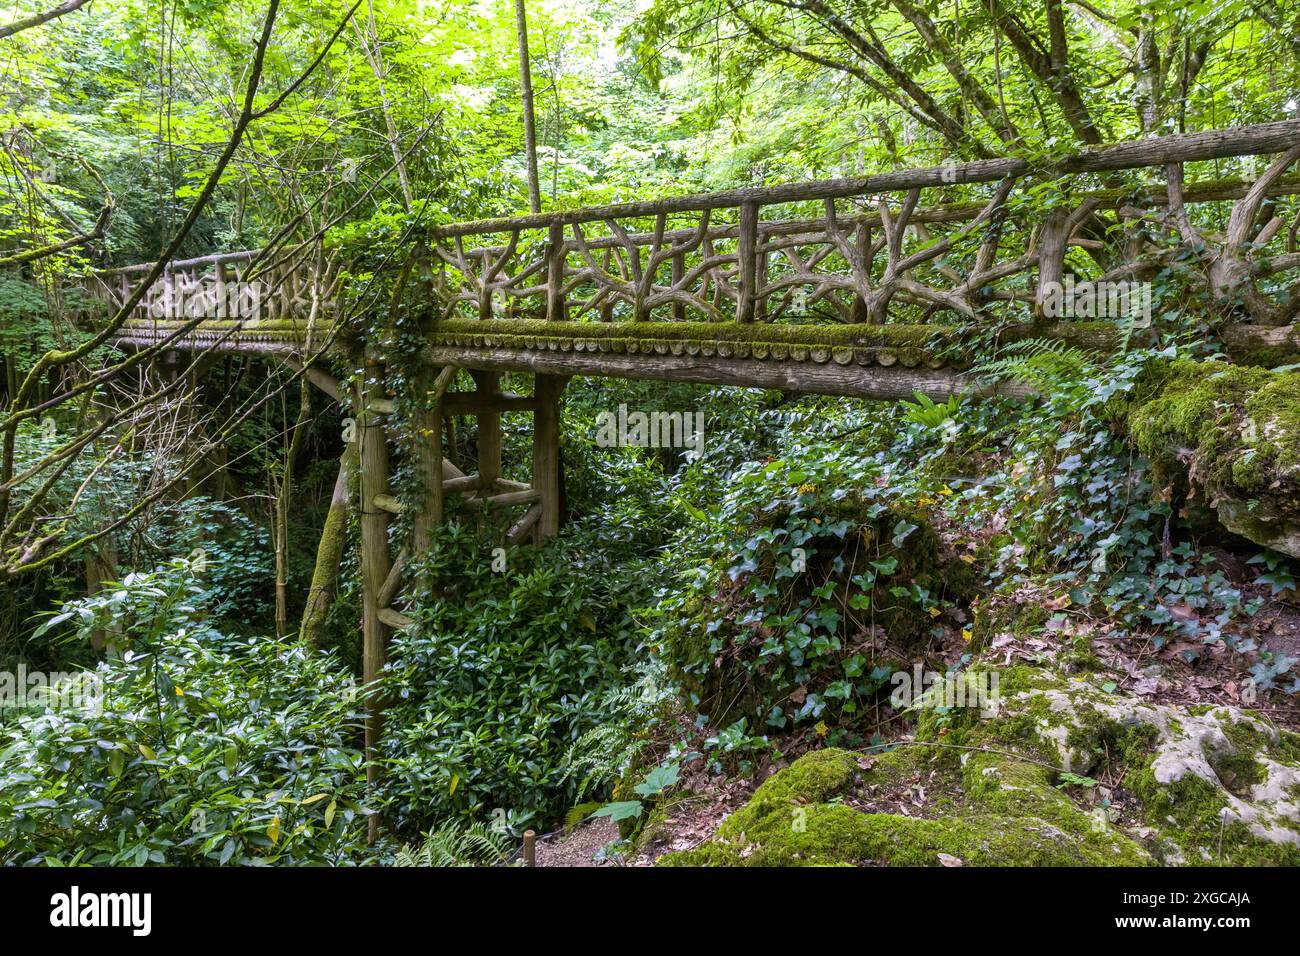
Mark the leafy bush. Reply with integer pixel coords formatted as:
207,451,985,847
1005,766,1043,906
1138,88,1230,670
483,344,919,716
379,522,643,832
0,560,375,865
648,439,972,734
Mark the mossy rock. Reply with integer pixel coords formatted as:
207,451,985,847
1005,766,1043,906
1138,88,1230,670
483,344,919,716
662,666,1300,866
968,595,1051,654
659,746,1149,866
1119,358,1300,557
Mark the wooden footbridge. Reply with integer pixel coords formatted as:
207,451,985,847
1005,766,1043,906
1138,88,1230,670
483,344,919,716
77,120,1300,804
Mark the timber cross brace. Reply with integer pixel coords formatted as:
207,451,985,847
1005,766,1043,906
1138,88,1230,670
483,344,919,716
73,120,1300,826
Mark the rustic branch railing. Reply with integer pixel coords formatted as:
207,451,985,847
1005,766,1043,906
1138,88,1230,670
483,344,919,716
85,120,1300,338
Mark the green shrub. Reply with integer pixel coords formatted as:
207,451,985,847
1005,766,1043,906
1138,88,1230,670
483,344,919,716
0,560,375,865
648,439,971,733
378,523,642,833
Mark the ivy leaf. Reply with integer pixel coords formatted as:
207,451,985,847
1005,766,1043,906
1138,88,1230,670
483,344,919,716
890,521,918,548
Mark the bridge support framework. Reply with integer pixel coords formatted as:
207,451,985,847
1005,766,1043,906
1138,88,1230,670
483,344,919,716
343,359,566,841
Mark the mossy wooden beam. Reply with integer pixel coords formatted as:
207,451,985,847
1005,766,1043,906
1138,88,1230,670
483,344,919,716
456,488,542,512
425,120,1300,238
426,343,1014,401
441,391,538,414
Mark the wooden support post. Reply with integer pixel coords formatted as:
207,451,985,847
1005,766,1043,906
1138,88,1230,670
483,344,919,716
411,365,458,559
546,221,565,321
736,200,759,322
471,370,502,491
1034,207,1071,319
850,220,871,323
531,374,568,541
671,250,686,321
356,356,392,845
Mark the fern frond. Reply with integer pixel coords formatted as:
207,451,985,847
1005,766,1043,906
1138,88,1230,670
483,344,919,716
974,337,1098,392
393,821,510,867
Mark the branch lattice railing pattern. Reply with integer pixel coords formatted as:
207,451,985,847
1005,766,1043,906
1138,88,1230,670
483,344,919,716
86,121,1300,344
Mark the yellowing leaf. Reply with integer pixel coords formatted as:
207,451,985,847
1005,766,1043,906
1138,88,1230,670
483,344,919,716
927,606,941,618
324,800,337,828
267,814,281,845
961,628,973,643
814,720,829,737
300,793,330,805
138,743,156,760
448,773,460,796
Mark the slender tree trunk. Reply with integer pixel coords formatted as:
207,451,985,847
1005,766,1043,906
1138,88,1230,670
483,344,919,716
300,442,356,647
354,0,413,210
274,381,311,638
515,0,542,214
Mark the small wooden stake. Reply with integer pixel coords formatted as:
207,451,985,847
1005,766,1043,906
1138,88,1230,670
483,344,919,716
523,829,537,867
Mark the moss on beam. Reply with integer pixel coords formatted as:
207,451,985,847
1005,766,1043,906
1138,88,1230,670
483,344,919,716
426,318,1120,367
432,317,949,347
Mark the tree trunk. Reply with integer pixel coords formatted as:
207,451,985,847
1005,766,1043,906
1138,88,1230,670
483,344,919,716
300,441,356,647
515,0,542,214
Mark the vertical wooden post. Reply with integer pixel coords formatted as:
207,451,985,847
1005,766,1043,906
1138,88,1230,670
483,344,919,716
214,260,228,318
356,355,392,845
850,220,871,323
478,275,494,320
412,363,458,564
546,221,565,321
471,370,502,490
531,374,568,540
1034,207,1071,320
411,387,445,557
736,200,759,322
162,263,175,320
671,249,686,321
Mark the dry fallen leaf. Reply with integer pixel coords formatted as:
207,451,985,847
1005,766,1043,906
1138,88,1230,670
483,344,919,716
937,853,964,867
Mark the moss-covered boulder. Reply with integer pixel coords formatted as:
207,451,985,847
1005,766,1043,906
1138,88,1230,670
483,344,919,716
661,667,1300,866
1121,359,1300,557
659,746,1149,866
986,669,1300,865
